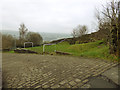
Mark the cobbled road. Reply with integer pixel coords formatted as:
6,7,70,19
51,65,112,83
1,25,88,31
2,53,118,88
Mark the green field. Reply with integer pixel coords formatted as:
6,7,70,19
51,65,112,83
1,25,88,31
25,40,118,61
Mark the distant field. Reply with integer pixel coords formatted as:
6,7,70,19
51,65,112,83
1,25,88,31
25,40,118,61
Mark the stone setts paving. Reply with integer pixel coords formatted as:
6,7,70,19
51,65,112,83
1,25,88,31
2,53,118,88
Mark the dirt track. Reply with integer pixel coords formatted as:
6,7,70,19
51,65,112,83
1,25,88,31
2,53,118,88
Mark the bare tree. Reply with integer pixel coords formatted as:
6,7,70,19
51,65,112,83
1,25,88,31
102,0,119,56
71,25,88,44
95,8,111,43
19,23,28,39
71,28,78,38
118,1,120,58
78,25,88,37
96,0,120,57
72,25,88,38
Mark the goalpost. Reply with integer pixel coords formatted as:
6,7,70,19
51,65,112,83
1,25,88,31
24,42,33,48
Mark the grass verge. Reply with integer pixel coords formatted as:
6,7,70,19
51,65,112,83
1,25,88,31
25,40,118,61
6,40,118,61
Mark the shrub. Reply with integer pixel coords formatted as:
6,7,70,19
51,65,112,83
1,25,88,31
26,32,43,46
2,34,15,50
16,38,26,48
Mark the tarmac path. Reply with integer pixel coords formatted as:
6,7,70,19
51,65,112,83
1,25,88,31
2,53,118,88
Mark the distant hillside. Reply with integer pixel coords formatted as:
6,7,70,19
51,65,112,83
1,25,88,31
51,29,109,44
39,32,72,41
1,30,72,41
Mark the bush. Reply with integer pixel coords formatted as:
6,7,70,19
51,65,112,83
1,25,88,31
75,41,80,44
26,32,43,46
2,34,15,50
16,38,26,48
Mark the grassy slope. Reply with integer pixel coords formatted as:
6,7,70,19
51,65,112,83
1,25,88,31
68,41,117,61
25,40,118,61
25,42,70,53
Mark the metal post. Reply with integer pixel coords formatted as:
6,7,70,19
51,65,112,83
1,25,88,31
24,43,25,48
43,44,45,52
54,44,56,52
24,42,33,48
32,43,33,47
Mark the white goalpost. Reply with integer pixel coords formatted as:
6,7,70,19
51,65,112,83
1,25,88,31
24,42,33,48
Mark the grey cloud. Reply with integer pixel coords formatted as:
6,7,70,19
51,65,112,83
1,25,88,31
2,0,108,33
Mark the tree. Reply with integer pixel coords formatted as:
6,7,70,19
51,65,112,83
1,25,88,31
118,1,120,58
95,0,120,58
26,32,43,46
72,25,88,38
19,23,28,39
78,25,88,37
18,23,28,47
71,25,88,44
71,28,78,38
95,9,111,43
95,0,120,57
100,0,120,57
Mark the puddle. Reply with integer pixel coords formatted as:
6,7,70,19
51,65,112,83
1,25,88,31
88,76,118,88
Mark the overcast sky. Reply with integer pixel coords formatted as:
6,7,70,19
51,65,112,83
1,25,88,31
1,0,109,33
